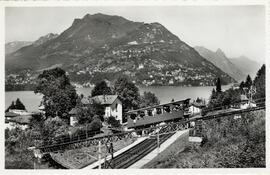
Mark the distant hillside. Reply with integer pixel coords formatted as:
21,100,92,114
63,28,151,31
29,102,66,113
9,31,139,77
194,46,245,82
6,13,235,86
5,41,33,55
229,56,261,79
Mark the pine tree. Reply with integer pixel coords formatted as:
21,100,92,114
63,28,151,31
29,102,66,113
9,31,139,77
216,78,222,93
6,101,16,112
245,75,253,89
239,81,245,89
15,98,26,110
253,64,265,99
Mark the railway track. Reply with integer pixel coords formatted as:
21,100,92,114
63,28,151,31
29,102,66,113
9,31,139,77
94,133,173,169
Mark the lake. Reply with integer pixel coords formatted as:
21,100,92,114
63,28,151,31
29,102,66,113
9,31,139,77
5,85,232,112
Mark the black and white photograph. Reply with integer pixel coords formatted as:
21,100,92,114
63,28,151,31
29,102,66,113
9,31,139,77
2,0,268,172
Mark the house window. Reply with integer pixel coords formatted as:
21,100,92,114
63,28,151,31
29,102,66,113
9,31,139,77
116,103,118,112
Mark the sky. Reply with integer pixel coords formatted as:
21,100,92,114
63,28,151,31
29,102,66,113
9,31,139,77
5,6,265,63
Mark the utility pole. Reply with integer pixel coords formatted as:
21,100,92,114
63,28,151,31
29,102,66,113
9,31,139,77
157,130,160,155
248,86,256,107
98,140,101,169
33,158,36,169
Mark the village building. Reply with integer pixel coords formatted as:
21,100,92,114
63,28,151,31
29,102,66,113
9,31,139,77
239,94,256,109
232,83,240,90
69,95,123,126
188,102,206,115
5,111,32,130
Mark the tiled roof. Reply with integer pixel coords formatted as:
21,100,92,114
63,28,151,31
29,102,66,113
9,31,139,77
81,97,91,105
69,108,79,115
9,115,32,124
90,95,118,105
69,107,87,115
5,111,20,117
191,102,206,108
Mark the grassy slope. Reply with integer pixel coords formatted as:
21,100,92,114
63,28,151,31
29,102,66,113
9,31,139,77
143,110,265,168
50,137,136,169
142,130,189,168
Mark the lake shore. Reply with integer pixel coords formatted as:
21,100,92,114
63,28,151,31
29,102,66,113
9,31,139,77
5,85,232,112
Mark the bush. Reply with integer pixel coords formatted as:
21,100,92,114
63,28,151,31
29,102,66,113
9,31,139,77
107,116,121,128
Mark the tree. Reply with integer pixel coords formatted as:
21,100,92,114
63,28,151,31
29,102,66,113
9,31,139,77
113,76,140,122
245,75,253,89
6,101,16,112
88,115,102,131
195,97,203,103
75,95,105,125
91,80,112,97
215,78,222,93
140,91,160,108
107,116,121,128
15,98,26,110
253,64,265,99
6,99,26,112
239,81,245,92
34,67,77,121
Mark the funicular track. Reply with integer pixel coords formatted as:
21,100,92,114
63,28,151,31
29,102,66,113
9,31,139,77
114,133,173,169
93,127,174,169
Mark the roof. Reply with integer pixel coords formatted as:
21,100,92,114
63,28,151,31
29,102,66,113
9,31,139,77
90,95,119,105
38,105,45,110
8,115,32,125
69,108,79,115
127,98,191,114
5,111,20,118
69,107,88,115
81,97,90,105
191,102,206,108
232,83,240,87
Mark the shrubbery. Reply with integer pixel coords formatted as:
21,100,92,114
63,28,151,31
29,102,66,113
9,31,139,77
145,110,265,168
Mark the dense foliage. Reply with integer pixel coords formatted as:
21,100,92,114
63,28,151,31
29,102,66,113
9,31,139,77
34,67,77,121
144,110,265,168
113,76,141,121
253,64,265,99
140,91,160,108
91,80,112,97
5,127,35,169
208,88,241,109
107,116,121,128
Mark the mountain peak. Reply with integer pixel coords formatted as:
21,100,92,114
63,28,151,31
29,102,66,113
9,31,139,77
33,33,58,46
216,48,223,53
6,13,235,86
81,13,128,23
216,48,226,57
195,46,245,81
